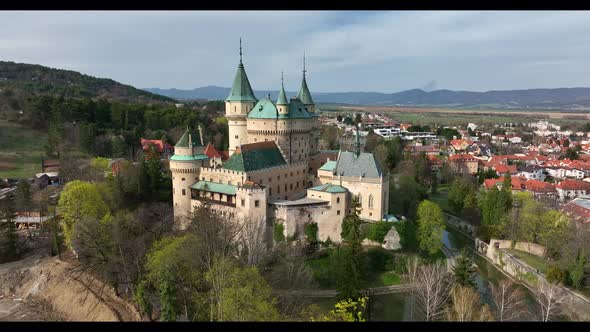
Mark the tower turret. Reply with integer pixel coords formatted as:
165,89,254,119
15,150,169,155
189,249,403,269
226,38,257,155
297,52,315,112
170,127,208,227
276,71,289,115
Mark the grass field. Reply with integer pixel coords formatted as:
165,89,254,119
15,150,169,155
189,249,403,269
0,119,47,179
504,248,548,273
321,105,590,127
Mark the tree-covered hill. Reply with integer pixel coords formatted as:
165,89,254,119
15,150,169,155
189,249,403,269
0,61,175,107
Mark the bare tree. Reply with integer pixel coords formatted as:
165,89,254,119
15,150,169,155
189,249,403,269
533,281,566,322
489,280,528,321
403,255,420,321
445,284,494,321
239,217,268,267
412,261,452,321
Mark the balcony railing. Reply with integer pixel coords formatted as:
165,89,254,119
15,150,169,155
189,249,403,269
193,196,236,208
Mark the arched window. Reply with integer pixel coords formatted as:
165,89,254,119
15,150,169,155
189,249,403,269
368,194,374,209
357,193,362,207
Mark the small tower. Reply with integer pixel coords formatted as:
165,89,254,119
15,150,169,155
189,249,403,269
226,38,257,156
170,127,208,227
297,52,315,113
276,71,289,115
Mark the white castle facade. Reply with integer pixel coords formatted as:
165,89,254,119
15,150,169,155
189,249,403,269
171,45,390,243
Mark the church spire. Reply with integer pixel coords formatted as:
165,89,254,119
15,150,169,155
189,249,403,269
297,52,314,105
226,38,256,102
276,70,288,105
355,123,361,157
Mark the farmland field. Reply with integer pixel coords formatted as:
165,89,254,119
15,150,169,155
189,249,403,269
0,119,47,179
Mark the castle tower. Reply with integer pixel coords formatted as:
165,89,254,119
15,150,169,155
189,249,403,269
226,38,257,156
170,126,208,226
297,53,320,156
276,71,289,115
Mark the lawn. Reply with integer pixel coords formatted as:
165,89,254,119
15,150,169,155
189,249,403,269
504,248,548,273
430,184,452,213
306,246,403,289
0,119,47,179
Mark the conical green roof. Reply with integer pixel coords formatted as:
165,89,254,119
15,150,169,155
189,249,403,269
175,127,204,148
226,62,257,102
276,83,288,105
297,74,314,105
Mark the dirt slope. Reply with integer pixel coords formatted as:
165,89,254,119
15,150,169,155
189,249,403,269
0,254,141,321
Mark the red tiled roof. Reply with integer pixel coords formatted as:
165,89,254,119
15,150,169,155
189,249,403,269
204,143,222,159
140,138,173,153
562,200,590,224
555,179,590,191
494,164,518,174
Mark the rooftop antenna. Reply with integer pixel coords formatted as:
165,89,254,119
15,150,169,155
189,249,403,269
281,70,284,88
355,123,361,157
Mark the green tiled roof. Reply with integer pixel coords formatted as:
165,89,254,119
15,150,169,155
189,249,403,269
319,160,337,171
223,141,286,172
276,83,288,105
175,128,204,148
297,74,314,105
247,97,315,119
191,180,236,195
170,154,209,161
226,63,257,102
309,183,347,194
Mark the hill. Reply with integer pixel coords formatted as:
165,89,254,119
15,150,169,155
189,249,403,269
0,61,175,107
144,86,590,111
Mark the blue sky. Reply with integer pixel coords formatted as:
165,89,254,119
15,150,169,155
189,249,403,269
1,11,590,93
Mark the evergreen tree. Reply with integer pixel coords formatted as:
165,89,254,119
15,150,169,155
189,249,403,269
0,200,19,262
14,180,33,217
452,248,477,288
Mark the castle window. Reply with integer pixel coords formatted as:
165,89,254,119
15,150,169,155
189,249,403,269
268,177,271,182
337,197,340,204
260,179,263,184
254,138,257,142
277,185,280,194
290,183,293,190
182,189,186,196
337,210,341,215
234,106,236,112
265,139,268,142
255,200,260,207
285,184,287,191
182,178,185,181
269,188,272,195
358,194,362,207
368,195,374,209
241,199,245,207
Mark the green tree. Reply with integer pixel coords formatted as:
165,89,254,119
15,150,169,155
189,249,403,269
207,258,281,321
310,297,368,322
416,200,446,255
335,202,367,299
452,249,477,288
448,177,475,215
57,180,109,247
273,221,285,243
538,211,571,259
366,221,393,244
390,175,427,220
143,145,164,199
14,180,33,217
0,200,19,262
479,186,510,241
304,222,319,244
140,234,205,321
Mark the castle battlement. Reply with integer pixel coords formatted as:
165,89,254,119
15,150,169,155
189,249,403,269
200,167,246,177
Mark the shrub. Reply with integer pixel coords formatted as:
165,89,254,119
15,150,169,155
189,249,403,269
273,222,285,243
367,247,394,272
366,221,393,244
304,222,319,244
546,265,565,284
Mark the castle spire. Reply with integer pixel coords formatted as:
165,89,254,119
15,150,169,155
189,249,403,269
226,38,256,102
355,123,361,157
297,52,314,105
276,70,288,105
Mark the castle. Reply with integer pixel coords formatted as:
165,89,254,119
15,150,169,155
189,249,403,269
171,42,390,243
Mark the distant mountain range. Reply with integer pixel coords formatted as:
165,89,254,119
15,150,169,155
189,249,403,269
144,85,590,110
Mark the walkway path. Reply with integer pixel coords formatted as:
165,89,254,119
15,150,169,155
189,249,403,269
273,284,415,298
